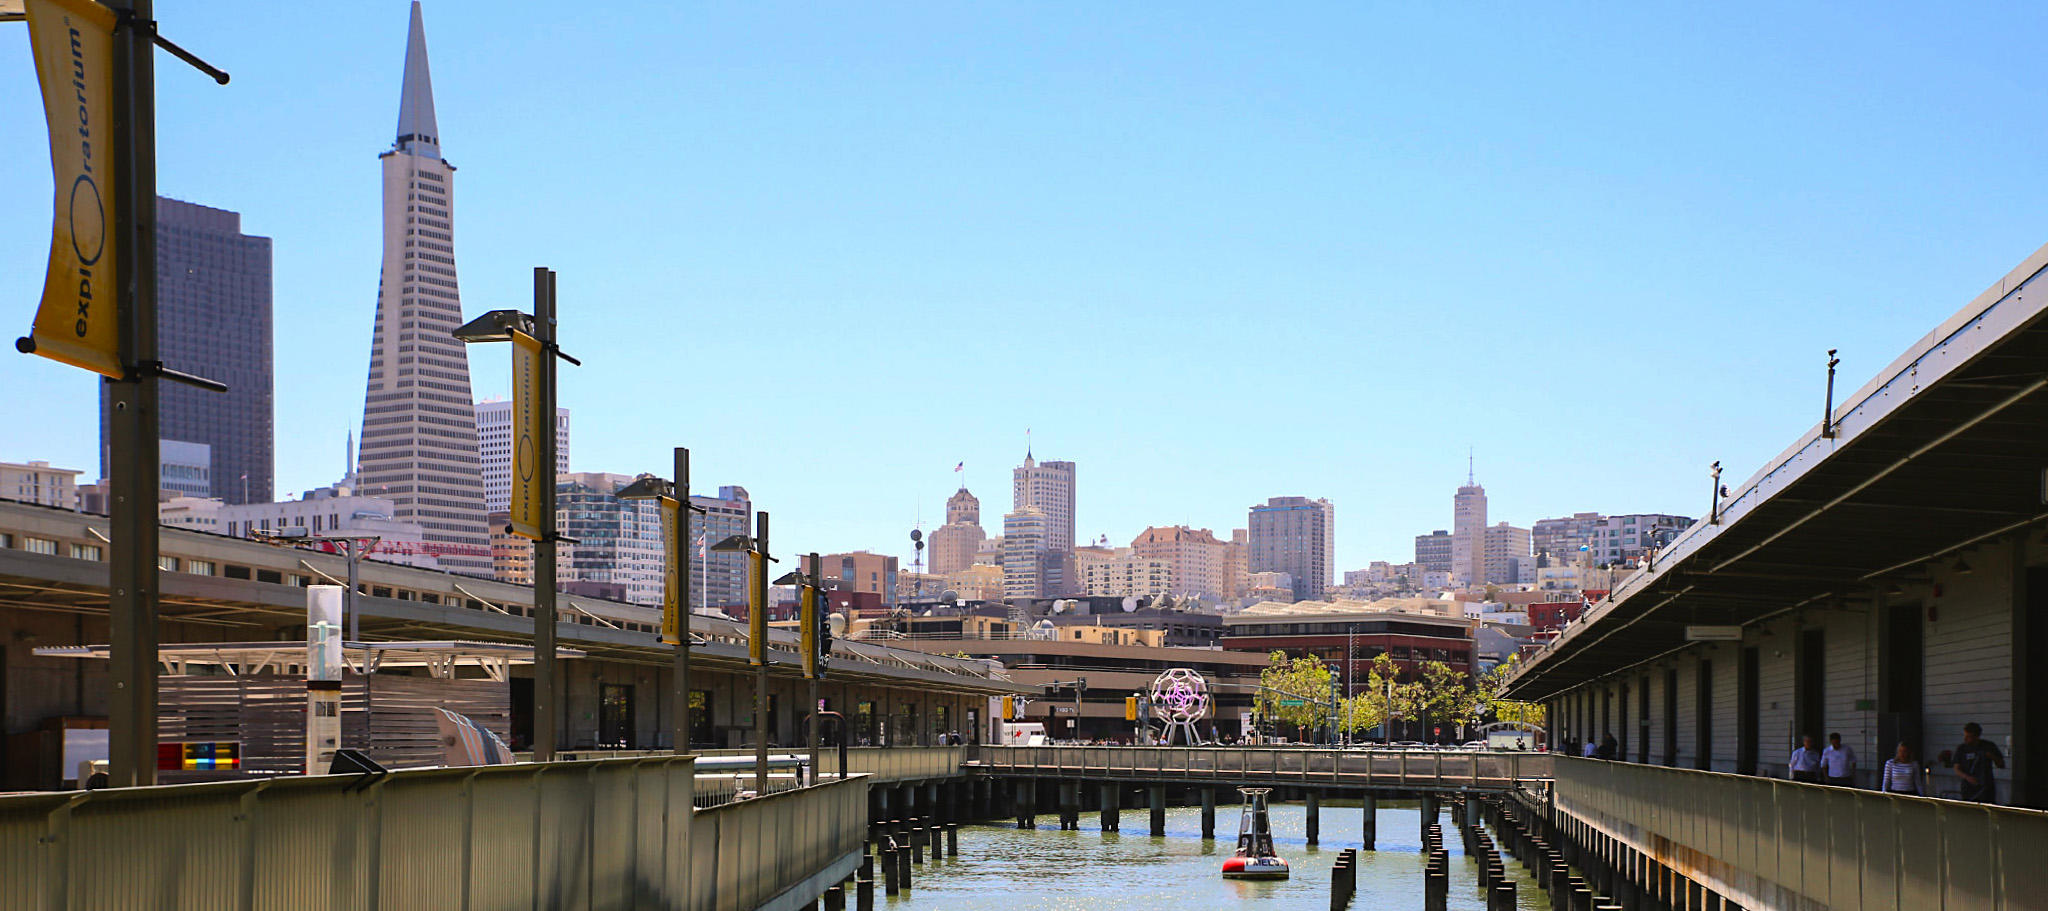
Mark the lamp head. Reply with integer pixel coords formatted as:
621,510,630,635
614,476,673,501
451,309,533,343
708,534,755,553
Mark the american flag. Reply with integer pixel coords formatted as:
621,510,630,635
954,461,963,472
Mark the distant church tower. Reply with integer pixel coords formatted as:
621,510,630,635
355,2,490,574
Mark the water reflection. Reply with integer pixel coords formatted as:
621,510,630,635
882,799,1552,910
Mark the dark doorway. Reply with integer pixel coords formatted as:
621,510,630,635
1879,602,1924,763
1638,676,1652,763
2021,567,2048,810
1797,628,1826,747
966,708,981,744
689,690,712,747
1738,646,1760,776
599,683,636,748
1695,659,1713,770
510,677,534,751
1663,667,1679,766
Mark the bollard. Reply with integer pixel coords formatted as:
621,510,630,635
1360,793,1377,850
1488,882,1516,911
881,843,899,896
896,839,913,891
1424,868,1448,911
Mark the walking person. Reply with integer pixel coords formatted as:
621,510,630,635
1881,743,1922,796
1946,722,2006,803
1788,734,1821,783
1821,733,1856,787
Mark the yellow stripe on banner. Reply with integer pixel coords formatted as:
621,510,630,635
23,0,123,379
508,329,546,540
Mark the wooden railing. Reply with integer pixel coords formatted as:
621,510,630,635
972,745,1551,790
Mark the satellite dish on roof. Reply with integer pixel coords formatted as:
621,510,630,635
941,589,959,604
1122,597,1139,612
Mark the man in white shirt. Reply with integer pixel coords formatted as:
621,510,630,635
1821,732,1856,787
1788,734,1821,783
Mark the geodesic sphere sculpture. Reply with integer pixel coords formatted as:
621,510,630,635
1149,668,1211,723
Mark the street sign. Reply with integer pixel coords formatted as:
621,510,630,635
1279,699,1305,707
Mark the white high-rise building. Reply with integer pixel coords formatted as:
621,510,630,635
356,3,491,574
475,399,569,514
1012,452,1076,556
1452,473,1487,586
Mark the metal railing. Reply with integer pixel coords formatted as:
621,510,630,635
972,745,1551,790
689,774,867,911
1551,756,2048,911
0,755,696,910
0,756,870,911
690,746,967,783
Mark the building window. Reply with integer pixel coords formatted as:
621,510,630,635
188,560,214,576
22,537,58,556
158,556,181,572
69,543,102,561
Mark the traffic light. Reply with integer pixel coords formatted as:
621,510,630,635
1125,695,1139,721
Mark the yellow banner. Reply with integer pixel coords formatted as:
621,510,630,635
748,551,766,666
22,0,123,378
799,584,817,679
508,329,545,540
660,497,680,643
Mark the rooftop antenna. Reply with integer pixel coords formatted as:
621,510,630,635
1467,446,1474,485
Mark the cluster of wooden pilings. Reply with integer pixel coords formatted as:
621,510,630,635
1477,795,1635,911
815,815,961,910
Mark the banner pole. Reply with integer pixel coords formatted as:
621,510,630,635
532,267,558,762
672,446,690,754
106,0,161,788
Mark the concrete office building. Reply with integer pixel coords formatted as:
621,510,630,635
474,399,569,515
100,198,273,505
1452,476,1487,586
1248,496,1335,601
355,3,491,575
928,487,986,575
1080,552,1175,599
806,551,899,605
1414,529,1453,576
1012,452,1076,557
0,462,81,511
1532,511,1694,565
1482,522,1533,584
1002,507,1070,600
1131,525,1228,599
555,472,664,606
685,485,753,615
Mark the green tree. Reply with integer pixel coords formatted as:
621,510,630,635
1476,653,1546,727
1256,650,1334,737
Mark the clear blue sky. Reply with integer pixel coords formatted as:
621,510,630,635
4,2,2045,570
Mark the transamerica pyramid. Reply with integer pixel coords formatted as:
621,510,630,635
356,1,491,575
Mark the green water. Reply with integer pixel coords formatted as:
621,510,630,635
878,800,1553,910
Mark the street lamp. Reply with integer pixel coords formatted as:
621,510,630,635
775,551,829,784
710,515,775,793
256,529,380,640
453,269,580,761
615,448,705,754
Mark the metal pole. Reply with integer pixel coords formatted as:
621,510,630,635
106,0,161,788
809,551,821,786
754,511,770,792
345,543,361,641
672,447,690,753
532,268,559,762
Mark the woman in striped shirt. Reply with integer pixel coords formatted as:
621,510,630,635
1882,742,1921,795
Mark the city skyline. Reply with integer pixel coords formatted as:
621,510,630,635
7,2,2045,568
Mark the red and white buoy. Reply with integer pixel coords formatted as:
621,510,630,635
1221,788,1289,880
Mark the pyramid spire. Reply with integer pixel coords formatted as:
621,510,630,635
395,1,440,157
